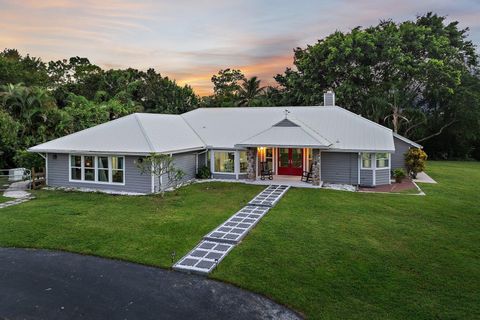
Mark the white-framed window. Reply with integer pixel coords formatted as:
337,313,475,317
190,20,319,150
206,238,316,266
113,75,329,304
376,153,389,168
239,151,248,173
214,151,235,173
361,153,373,169
69,155,125,184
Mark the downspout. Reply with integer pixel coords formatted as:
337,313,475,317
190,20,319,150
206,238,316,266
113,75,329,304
357,153,361,186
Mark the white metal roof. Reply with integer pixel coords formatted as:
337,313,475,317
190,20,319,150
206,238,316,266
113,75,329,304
182,106,396,152
236,118,332,148
30,106,418,154
29,113,205,155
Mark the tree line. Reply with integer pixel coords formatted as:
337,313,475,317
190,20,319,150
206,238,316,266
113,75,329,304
1,12,479,169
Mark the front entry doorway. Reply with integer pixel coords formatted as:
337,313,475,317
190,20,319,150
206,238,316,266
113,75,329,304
278,148,303,175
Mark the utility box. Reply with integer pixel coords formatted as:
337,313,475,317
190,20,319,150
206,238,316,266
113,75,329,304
8,168,26,182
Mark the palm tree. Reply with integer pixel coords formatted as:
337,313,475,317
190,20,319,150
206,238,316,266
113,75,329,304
236,76,264,106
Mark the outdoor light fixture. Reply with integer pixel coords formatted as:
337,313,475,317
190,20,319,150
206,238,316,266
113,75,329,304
171,250,176,263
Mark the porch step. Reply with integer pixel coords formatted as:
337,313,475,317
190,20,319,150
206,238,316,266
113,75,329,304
203,206,271,244
248,185,290,207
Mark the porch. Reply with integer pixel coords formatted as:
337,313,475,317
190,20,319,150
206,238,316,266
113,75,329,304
245,174,323,189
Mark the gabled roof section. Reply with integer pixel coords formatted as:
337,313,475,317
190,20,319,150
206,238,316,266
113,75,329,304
273,118,299,127
29,113,205,155
236,117,332,148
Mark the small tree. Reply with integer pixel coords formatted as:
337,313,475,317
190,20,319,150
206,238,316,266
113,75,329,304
136,153,185,196
405,148,428,178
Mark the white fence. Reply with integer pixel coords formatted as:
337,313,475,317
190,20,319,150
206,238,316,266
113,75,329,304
0,168,31,191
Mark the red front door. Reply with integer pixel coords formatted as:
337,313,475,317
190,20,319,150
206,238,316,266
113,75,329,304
278,148,303,175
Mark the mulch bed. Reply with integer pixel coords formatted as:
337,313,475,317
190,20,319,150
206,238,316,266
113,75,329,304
359,178,418,193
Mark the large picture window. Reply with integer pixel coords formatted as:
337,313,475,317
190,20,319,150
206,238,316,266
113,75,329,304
214,151,235,173
70,155,124,184
376,153,389,168
361,153,373,169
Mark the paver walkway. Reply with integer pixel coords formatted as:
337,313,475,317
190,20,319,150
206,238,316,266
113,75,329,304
174,185,290,275
1,180,33,209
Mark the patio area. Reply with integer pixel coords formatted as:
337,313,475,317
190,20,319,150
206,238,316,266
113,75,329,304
245,175,323,188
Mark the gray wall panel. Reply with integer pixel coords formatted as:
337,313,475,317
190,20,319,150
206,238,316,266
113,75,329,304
391,137,411,170
321,152,359,185
360,169,373,186
375,169,391,185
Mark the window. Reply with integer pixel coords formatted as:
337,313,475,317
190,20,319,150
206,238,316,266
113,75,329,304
239,151,248,173
214,151,235,173
84,156,95,181
361,153,372,169
376,153,389,168
111,156,124,183
70,155,124,184
97,157,109,182
71,155,82,180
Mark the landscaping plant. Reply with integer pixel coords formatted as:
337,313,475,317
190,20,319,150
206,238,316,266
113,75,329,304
196,166,211,179
393,168,406,183
405,148,428,178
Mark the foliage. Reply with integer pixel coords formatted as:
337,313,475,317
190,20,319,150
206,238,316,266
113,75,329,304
136,153,185,195
405,148,428,178
0,50,199,168
392,168,407,183
13,150,44,170
196,165,211,179
274,13,480,159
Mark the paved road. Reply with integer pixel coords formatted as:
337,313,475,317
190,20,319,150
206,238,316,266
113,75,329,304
0,248,301,320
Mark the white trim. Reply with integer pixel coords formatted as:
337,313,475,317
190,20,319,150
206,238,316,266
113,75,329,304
372,153,376,186
357,152,361,185
234,150,239,180
45,153,49,185
68,154,126,186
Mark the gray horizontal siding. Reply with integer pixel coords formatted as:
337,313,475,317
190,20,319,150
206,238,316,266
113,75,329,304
173,152,197,182
47,153,151,194
360,169,374,186
375,169,391,185
153,151,197,192
197,152,207,169
321,152,358,185
391,137,411,170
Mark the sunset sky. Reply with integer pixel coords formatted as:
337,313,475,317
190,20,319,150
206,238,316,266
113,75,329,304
1,0,479,95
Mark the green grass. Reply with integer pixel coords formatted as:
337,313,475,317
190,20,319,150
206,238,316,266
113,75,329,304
0,162,478,319
213,161,480,319
0,196,11,203
0,182,262,267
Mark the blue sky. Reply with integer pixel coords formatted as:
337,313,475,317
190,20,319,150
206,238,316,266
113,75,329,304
1,0,479,95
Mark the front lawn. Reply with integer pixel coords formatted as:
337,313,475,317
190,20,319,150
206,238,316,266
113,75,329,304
213,161,480,319
0,182,263,267
0,162,478,319
0,196,11,203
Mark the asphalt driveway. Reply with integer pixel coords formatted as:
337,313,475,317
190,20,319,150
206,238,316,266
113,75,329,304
0,248,301,320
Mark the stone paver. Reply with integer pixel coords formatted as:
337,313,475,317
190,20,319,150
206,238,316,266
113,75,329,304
173,241,235,274
0,196,34,209
248,184,290,207
204,206,270,244
174,185,290,275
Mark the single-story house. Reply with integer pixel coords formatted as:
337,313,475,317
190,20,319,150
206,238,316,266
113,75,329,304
29,92,422,194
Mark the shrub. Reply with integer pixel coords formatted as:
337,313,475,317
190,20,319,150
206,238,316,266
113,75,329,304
393,168,406,183
405,148,428,178
196,166,211,179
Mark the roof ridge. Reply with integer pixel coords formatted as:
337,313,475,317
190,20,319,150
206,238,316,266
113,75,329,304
133,113,156,153
180,114,207,147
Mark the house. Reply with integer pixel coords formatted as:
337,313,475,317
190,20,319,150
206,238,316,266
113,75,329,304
28,92,422,194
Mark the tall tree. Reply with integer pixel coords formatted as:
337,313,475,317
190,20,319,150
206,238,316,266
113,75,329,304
275,13,480,158
237,76,265,106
